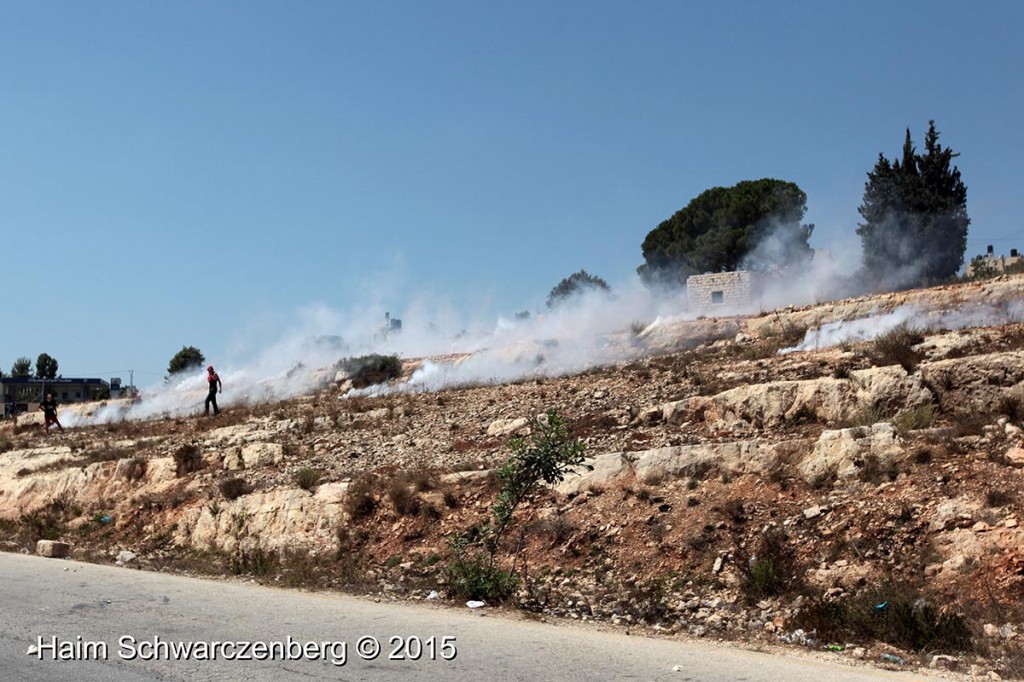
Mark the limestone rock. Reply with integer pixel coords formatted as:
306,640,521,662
36,540,71,558
797,423,904,485
1005,447,1024,466
486,418,529,437
240,442,284,468
223,447,244,470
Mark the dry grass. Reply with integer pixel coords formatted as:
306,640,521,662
894,403,938,431
344,475,377,520
796,583,972,653
870,322,925,372
173,444,205,477
294,468,322,492
387,478,421,516
218,477,251,500
121,457,147,482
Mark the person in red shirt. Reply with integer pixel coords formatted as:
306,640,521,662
204,365,223,416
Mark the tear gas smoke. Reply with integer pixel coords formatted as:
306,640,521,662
782,300,1024,353
59,222,997,427
62,284,694,425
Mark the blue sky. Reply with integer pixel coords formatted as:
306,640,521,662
2,1,1023,380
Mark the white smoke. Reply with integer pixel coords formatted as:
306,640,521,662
58,220,1016,427
782,300,1024,353
348,283,689,397
62,279,694,425
781,306,918,353
731,216,862,310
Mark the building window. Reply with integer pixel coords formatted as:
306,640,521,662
62,392,68,400
711,291,724,304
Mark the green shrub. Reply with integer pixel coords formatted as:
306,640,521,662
740,529,802,599
629,576,670,624
796,584,972,652
842,403,892,428
832,365,851,379
339,354,402,388
19,497,74,541
894,403,938,431
445,410,589,603
444,548,518,602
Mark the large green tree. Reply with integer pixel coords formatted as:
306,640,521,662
10,357,32,378
546,270,611,309
167,346,206,375
638,178,814,289
857,121,969,288
35,353,58,379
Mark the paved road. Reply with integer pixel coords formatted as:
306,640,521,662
0,553,931,681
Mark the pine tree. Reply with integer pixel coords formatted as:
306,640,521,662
167,346,206,376
857,121,969,288
546,270,611,308
35,353,58,379
638,179,814,289
10,357,31,378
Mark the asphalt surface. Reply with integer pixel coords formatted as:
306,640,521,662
0,553,933,681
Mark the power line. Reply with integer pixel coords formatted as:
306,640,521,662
967,228,1024,244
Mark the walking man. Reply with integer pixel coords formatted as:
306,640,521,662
41,391,63,432
204,365,222,416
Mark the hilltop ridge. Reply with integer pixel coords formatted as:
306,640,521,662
3,275,1024,678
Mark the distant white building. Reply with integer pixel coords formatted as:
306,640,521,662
965,245,1023,277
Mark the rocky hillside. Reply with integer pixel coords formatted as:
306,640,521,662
3,275,1024,679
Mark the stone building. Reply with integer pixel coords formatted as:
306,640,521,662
965,245,1023,277
1,376,110,418
686,271,763,313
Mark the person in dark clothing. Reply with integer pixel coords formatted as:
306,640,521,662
40,392,63,432
204,365,223,416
